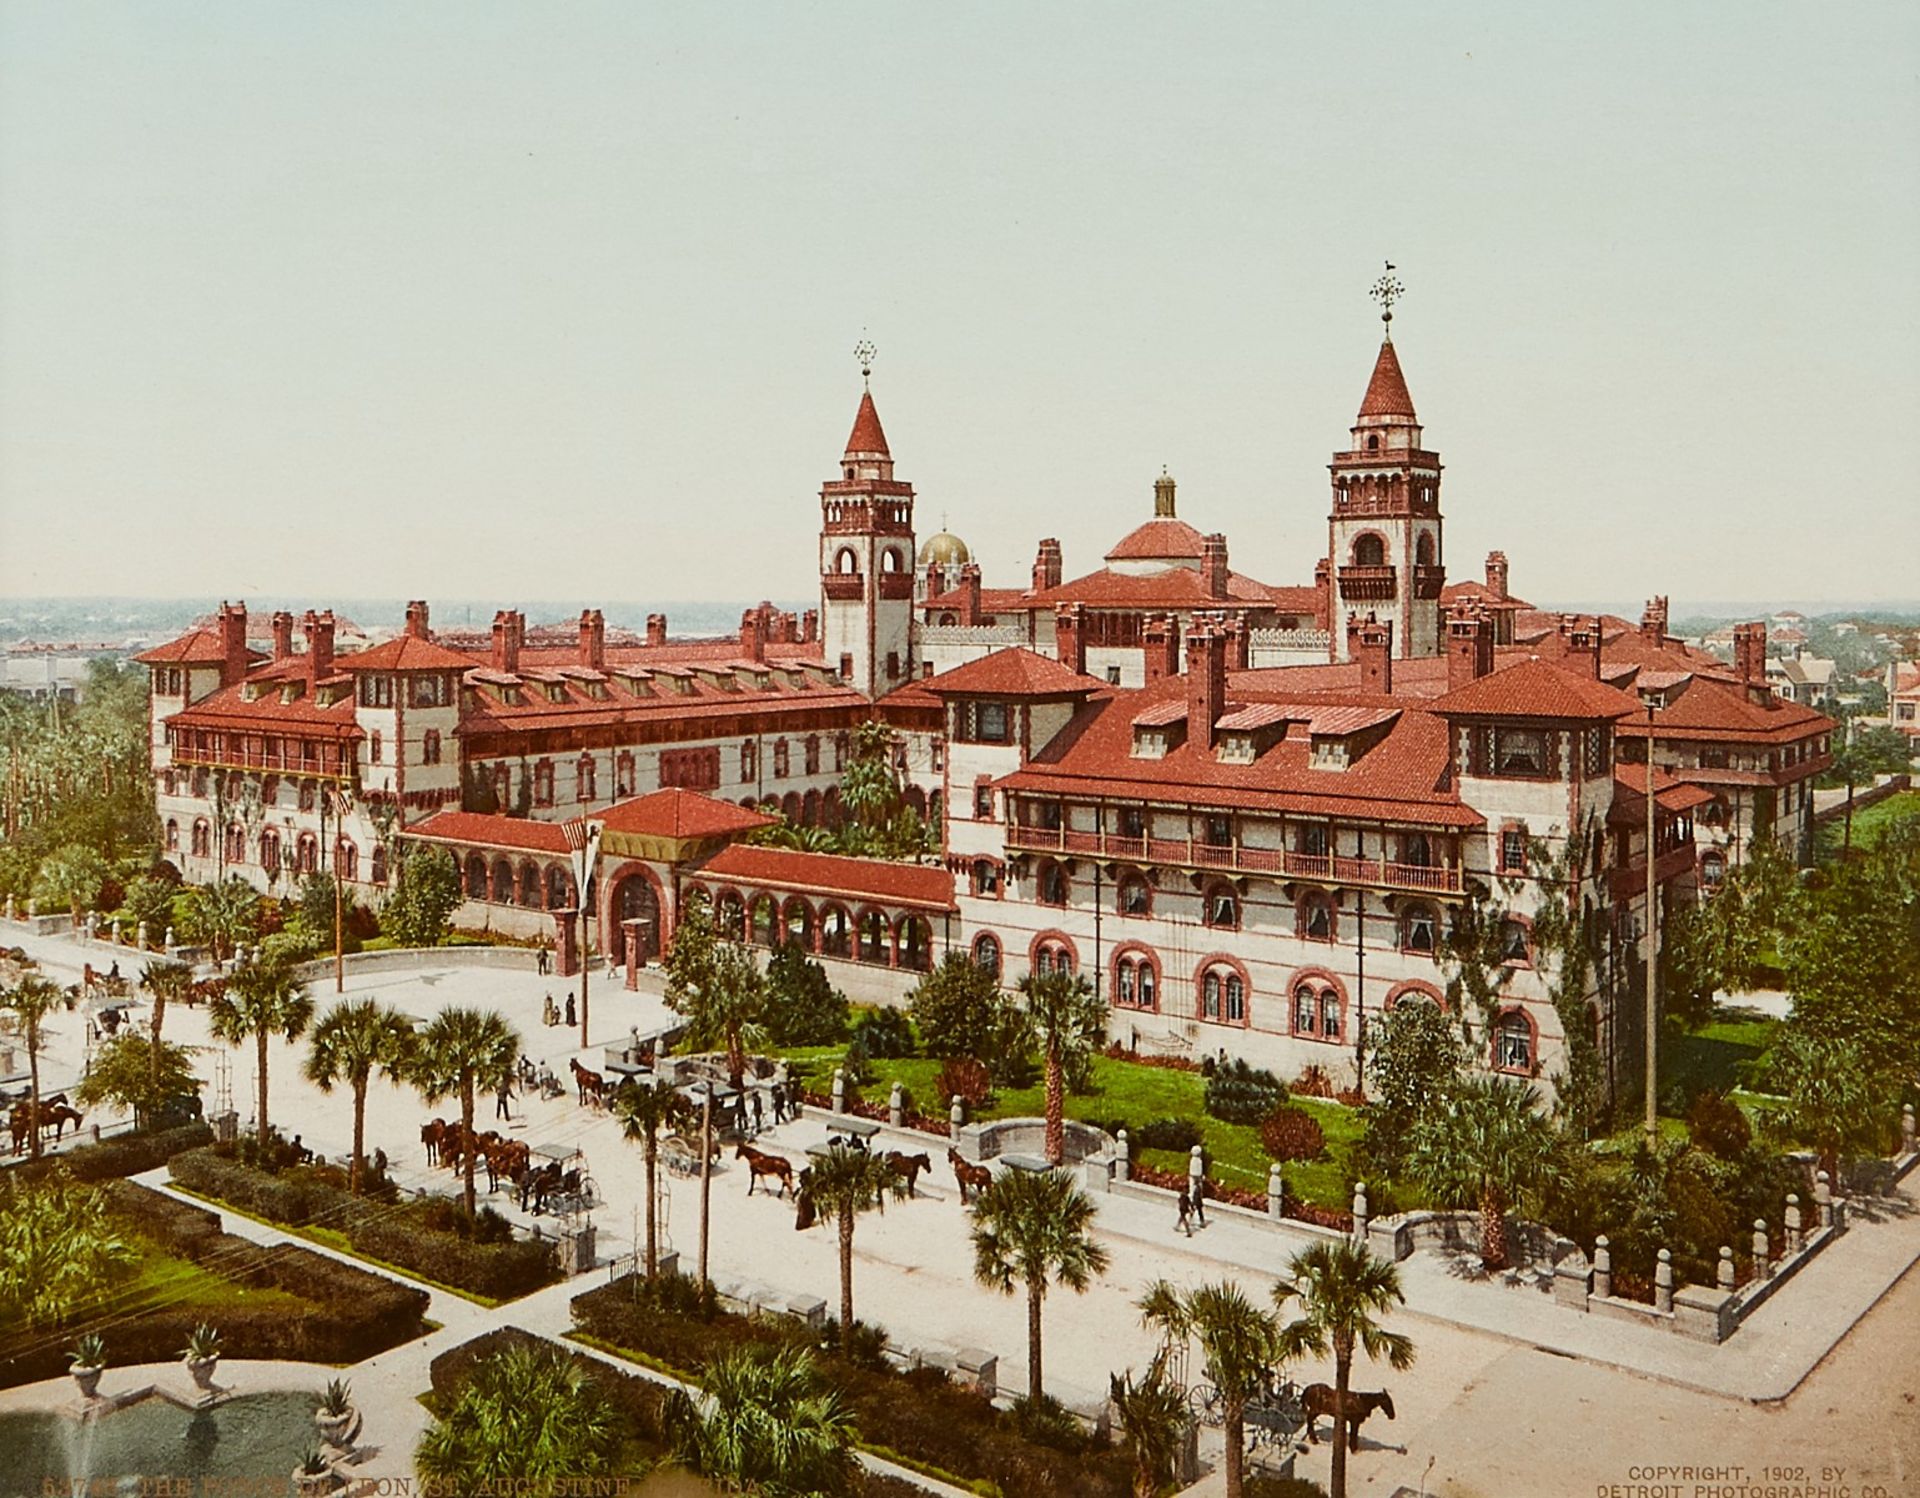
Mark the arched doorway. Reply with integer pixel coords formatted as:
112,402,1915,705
607,870,662,964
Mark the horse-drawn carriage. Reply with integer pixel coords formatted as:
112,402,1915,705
525,1142,599,1217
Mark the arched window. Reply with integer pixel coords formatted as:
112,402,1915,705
740,740,757,783
1416,533,1435,565
1701,850,1725,886
835,548,859,575
820,905,852,957
896,915,931,972
296,834,319,876
1400,903,1439,955
465,852,487,896
782,791,802,823
225,824,247,864
517,859,539,906
1036,861,1069,906
492,764,511,809
858,910,890,964
165,819,180,852
336,839,359,882
1494,1010,1535,1074
1352,533,1386,567
1297,892,1334,942
804,736,821,775
615,752,634,798
751,895,779,946
490,858,514,903
972,932,1001,978
715,891,746,941
1366,434,1380,451
260,829,281,877
802,789,821,826
576,755,597,803
972,859,1002,897
1198,963,1247,1025
783,900,814,949
533,761,555,807
1117,873,1152,918
299,781,316,813
1032,939,1075,977
370,845,388,885
1292,981,1343,1041
773,739,790,779
546,864,573,909
1204,885,1239,930
1500,918,1531,965
1403,832,1432,867
1114,949,1159,1011
881,547,904,573
423,729,442,765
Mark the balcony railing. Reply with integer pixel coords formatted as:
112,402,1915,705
1608,843,1697,900
1413,564,1447,599
1006,823,1462,894
1337,565,1398,600
170,743,351,776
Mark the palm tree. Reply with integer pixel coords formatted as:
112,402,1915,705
1276,1241,1416,1498
411,1007,519,1214
3,976,65,1160
184,876,260,967
669,1344,859,1498
805,1142,907,1350
614,1077,688,1277
1015,968,1106,1164
1405,1076,1563,1271
1110,1354,1192,1498
416,1342,618,1489
208,955,315,1144
139,958,194,1100
969,1166,1110,1406
1138,1279,1282,1498
682,942,768,1091
304,999,416,1193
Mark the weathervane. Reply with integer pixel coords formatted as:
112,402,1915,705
854,333,877,389
1369,261,1405,339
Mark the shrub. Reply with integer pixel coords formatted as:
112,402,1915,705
1688,1089,1753,1161
11,1123,212,1187
850,1006,915,1059
764,941,851,1047
1130,1117,1204,1154
1204,1059,1287,1125
933,1056,991,1112
1293,1064,1336,1099
1259,1105,1328,1163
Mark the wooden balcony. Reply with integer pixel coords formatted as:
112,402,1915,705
1337,565,1398,601
1007,823,1463,894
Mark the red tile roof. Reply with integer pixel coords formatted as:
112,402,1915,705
1026,565,1280,610
1610,764,1719,816
695,845,956,911
593,789,774,840
922,648,1105,698
1615,676,1832,742
406,811,573,854
135,629,259,667
1432,657,1641,721
845,391,890,457
1262,584,1325,615
1439,580,1534,610
165,681,362,735
340,636,477,672
1358,340,1417,420
1105,518,1207,562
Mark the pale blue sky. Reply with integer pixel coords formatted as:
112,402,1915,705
2,4,1915,612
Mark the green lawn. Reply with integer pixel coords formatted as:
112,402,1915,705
1660,1004,1778,1108
1815,789,1920,860
777,1044,1376,1211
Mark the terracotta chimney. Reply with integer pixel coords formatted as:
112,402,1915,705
1201,533,1230,601
645,613,668,649
1144,613,1180,683
219,602,250,687
579,608,606,669
404,600,431,640
1639,595,1669,646
270,610,295,662
1225,614,1249,672
800,608,818,644
1032,538,1063,593
1567,616,1603,679
1485,551,1510,603
1312,559,1332,632
1054,603,1087,676
956,564,983,627
1348,613,1393,694
1734,621,1768,690
491,610,522,674
303,610,336,682
1188,616,1228,751
739,606,765,665
1446,606,1494,691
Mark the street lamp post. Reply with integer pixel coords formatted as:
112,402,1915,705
1353,890,1367,1096
1644,705,1659,1147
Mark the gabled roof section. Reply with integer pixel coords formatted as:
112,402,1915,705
340,636,476,672
405,811,572,855
593,788,774,840
135,629,258,667
923,648,1105,698
1105,518,1207,562
845,391,890,458
1440,579,1534,610
696,844,956,912
1432,657,1640,721
1359,340,1417,420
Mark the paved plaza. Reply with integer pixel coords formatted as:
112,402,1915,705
6,927,1918,1492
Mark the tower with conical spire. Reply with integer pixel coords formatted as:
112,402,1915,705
1327,267,1445,663
820,340,916,698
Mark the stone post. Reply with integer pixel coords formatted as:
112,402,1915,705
888,1081,905,1128
1903,1104,1916,1157
137,921,149,951
1716,1246,1736,1291
1187,1145,1206,1210
84,911,97,941
164,925,176,952
551,909,580,977
3,895,13,921
1752,1220,1772,1281
1115,1129,1131,1182
1593,1236,1612,1299
949,1095,966,1143
1655,1249,1674,1314
1815,1170,1833,1230
1267,1163,1284,1221
26,898,37,919
831,1068,848,1115
624,922,644,991
1352,1181,1370,1246
1784,1194,1803,1254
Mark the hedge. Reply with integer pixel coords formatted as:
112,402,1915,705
8,1122,214,1186
573,1274,1134,1498
167,1146,562,1300
0,1181,427,1390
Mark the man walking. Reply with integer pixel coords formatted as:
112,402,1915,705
496,1078,514,1121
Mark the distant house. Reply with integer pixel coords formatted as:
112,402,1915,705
1766,652,1836,707
1889,661,1920,749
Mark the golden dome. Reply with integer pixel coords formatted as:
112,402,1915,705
917,531,971,566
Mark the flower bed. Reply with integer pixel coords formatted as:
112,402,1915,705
1130,1161,1355,1231
573,1274,1134,1498
168,1146,561,1301
0,1181,427,1389
1101,1041,1202,1073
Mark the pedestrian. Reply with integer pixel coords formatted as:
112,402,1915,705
750,1089,765,1135
542,992,558,1027
1190,1176,1207,1228
789,1075,804,1118
770,1084,786,1126
537,946,550,977
496,1079,514,1121
565,992,577,1027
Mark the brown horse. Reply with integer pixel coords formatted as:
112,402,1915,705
885,1150,933,1198
948,1148,992,1205
10,1098,84,1154
1300,1385,1395,1453
569,1058,606,1108
484,1138,529,1194
421,1118,448,1166
735,1142,795,1198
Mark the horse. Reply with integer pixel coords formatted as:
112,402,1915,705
421,1118,447,1167
735,1142,795,1198
1300,1385,1395,1453
948,1148,992,1205
10,1098,84,1154
519,1160,561,1214
885,1151,933,1198
569,1058,606,1108
484,1138,529,1195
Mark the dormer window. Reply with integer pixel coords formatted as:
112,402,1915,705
1493,727,1548,776
360,675,394,709
545,683,568,704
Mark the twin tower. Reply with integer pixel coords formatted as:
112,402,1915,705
819,335,1447,698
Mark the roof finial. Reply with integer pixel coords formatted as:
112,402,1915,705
1369,261,1404,341
854,332,877,390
